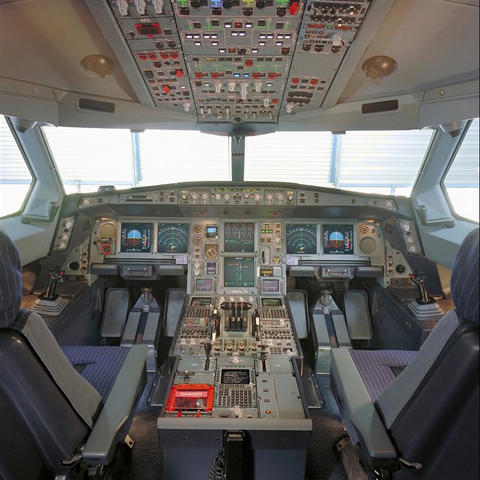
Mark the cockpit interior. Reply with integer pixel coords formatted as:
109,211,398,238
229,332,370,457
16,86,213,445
0,1,478,479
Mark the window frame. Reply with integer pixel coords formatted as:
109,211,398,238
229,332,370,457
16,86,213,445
0,116,37,219
440,119,479,224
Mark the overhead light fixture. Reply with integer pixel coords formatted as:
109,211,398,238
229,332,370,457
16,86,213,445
361,55,397,80
80,54,115,79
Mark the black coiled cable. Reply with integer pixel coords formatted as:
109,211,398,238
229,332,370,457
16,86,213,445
208,450,225,480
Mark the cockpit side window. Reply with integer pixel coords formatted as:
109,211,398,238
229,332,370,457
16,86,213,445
443,118,479,223
0,116,35,218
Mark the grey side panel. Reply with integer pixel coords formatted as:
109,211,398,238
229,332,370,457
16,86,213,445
344,291,373,341
21,312,102,427
376,310,460,428
312,310,330,346
165,288,186,337
101,288,129,338
330,348,397,460
143,312,161,343
82,344,148,465
122,311,141,344
331,310,351,347
287,290,308,339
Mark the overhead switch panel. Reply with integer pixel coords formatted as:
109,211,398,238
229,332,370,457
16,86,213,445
104,0,371,123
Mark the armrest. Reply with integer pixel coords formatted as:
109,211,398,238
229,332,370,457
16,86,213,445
330,348,398,469
82,345,148,465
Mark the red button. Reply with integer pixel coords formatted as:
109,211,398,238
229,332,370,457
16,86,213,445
310,79,318,85
163,85,171,94
289,1,299,15
245,60,253,67
176,69,184,78
292,77,299,84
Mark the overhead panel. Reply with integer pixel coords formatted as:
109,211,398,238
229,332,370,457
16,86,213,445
104,0,371,124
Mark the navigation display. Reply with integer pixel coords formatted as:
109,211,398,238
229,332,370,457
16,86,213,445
286,224,317,254
224,257,255,288
224,223,255,253
158,223,189,253
120,223,153,253
323,224,354,255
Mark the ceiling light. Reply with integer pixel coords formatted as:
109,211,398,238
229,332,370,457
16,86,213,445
361,55,397,80
80,55,115,79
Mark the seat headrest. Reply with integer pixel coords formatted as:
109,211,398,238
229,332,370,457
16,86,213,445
451,228,479,326
0,230,22,328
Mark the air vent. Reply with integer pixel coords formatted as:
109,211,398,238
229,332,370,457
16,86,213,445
125,195,154,202
361,99,398,114
78,98,115,113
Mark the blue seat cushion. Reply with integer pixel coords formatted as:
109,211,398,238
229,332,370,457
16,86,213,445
349,349,417,401
61,346,130,401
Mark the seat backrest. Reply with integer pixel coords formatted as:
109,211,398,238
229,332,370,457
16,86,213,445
0,230,102,476
375,228,479,479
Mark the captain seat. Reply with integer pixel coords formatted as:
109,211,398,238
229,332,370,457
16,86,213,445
0,229,148,479
330,228,479,479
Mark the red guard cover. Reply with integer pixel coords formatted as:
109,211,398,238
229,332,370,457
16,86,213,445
166,384,214,412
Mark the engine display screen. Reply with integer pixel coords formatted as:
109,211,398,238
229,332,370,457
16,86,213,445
221,369,250,385
262,278,280,293
323,224,354,255
224,257,255,288
195,278,214,292
158,223,189,253
286,224,317,254
224,223,255,253
120,223,153,253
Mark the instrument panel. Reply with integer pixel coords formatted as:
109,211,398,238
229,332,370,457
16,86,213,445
90,216,388,292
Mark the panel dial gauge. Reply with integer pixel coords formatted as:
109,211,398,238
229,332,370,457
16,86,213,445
193,224,204,235
205,244,218,260
192,236,202,247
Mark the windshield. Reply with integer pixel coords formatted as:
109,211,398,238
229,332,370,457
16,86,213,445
42,126,434,196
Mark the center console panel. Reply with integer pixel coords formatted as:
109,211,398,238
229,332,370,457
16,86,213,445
157,293,311,479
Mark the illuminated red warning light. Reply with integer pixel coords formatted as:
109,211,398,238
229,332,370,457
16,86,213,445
135,22,161,37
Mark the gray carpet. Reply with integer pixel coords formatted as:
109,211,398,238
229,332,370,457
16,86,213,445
125,374,346,479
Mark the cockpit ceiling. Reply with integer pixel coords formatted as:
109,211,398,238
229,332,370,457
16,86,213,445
0,0,478,132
